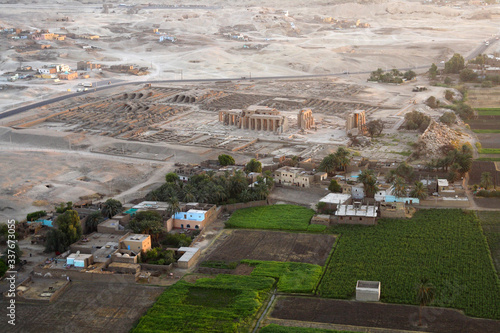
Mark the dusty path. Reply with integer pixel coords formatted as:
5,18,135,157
112,163,174,203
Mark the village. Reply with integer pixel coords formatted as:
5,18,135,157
0,0,500,332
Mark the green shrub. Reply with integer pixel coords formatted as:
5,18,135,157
161,233,193,248
476,190,500,198
26,210,46,222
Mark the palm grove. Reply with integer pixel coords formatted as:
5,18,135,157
319,147,472,200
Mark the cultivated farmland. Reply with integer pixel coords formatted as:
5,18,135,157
132,275,275,333
260,324,357,333
225,205,320,231
317,210,500,319
470,161,500,187
243,260,322,293
269,297,500,333
204,230,336,265
478,211,500,276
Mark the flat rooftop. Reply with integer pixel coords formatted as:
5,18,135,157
99,219,123,229
319,193,351,204
67,253,93,260
93,242,119,262
132,201,170,209
438,179,449,187
335,205,378,217
187,209,207,214
177,247,199,263
73,232,125,249
124,234,149,242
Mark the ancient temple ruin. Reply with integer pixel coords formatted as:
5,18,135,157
218,106,289,133
297,109,314,130
346,110,366,135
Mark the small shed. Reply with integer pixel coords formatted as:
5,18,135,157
356,280,381,302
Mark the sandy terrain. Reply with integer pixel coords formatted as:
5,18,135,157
0,0,497,222
1,0,499,111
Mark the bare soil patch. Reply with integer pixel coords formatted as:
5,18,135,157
270,296,500,333
0,282,163,333
474,197,500,209
204,230,335,266
476,133,500,149
470,161,500,186
467,116,500,130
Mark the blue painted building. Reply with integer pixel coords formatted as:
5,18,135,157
385,195,419,205
29,218,54,227
174,209,206,222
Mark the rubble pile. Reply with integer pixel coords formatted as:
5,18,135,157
417,120,468,158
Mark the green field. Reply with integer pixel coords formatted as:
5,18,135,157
476,108,500,116
242,260,322,293
478,148,500,154
317,209,500,319
473,129,500,133
260,324,356,333
132,275,275,333
225,205,321,231
478,211,500,276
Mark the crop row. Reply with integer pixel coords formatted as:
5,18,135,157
242,260,322,293
225,205,323,231
132,275,275,333
317,209,500,319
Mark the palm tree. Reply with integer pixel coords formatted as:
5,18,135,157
480,172,493,190
167,197,181,227
416,278,436,326
254,181,269,200
385,170,397,184
101,199,122,218
85,211,103,233
358,169,378,198
239,189,253,203
229,170,248,197
212,184,227,204
410,181,428,200
182,184,196,203
290,155,300,167
393,176,407,198
319,154,338,176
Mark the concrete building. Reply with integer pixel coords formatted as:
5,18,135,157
121,234,152,254
97,219,126,234
380,202,407,219
77,61,101,71
70,232,127,255
66,253,93,268
171,203,217,230
335,202,378,225
219,106,289,133
356,280,381,302
437,179,449,193
319,193,352,210
273,166,314,187
351,185,365,200
58,72,78,80
297,109,314,130
177,247,200,269
346,110,366,136
38,68,57,75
